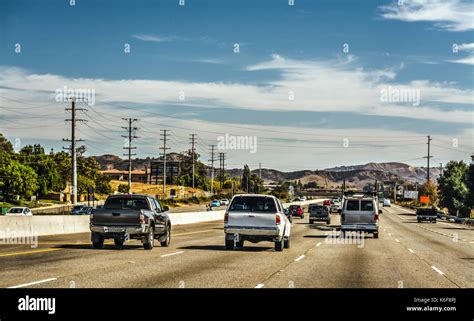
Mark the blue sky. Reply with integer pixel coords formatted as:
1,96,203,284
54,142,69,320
0,0,472,170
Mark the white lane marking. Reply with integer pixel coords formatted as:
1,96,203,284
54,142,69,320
255,284,264,288
295,255,305,262
408,248,415,254
395,239,400,243
8,278,57,289
316,242,322,247
431,266,445,275
160,251,184,258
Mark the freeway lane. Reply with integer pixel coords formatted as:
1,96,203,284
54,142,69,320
0,204,471,288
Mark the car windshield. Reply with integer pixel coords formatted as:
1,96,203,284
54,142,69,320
229,196,276,213
8,208,24,213
105,197,149,210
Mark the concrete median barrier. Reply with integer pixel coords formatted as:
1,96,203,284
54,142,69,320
0,210,227,237
0,198,328,238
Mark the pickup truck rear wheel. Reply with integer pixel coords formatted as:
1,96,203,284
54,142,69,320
275,238,284,252
236,240,244,247
143,227,154,250
284,237,290,249
160,225,171,247
114,238,124,247
373,232,379,239
225,238,234,250
309,219,314,224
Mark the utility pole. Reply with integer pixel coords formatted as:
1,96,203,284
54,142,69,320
209,145,216,195
218,152,226,190
160,130,170,199
439,163,443,176
424,135,433,183
63,97,87,205
189,134,197,195
122,118,138,194
259,162,262,179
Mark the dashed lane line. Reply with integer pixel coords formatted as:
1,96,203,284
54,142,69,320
294,255,305,262
8,278,57,289
160,251,184,258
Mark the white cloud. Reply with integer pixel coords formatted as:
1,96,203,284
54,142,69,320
132,34,177,42
450,42,474,65
0,55,472,126
379,0,474,32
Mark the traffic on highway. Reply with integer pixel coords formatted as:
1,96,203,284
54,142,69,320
1,0,473,319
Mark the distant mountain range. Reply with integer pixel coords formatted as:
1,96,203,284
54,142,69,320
93,154,439,188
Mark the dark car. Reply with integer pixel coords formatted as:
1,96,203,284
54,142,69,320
288,205,304,219
71,205,93,215
90,194,171,250
308,204,330,224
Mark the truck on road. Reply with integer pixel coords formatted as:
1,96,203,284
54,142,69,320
224,194,291,252
90,194,171,250
416,207,437,223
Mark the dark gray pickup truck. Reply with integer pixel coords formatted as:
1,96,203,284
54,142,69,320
90,194,171,250
416,207,437,223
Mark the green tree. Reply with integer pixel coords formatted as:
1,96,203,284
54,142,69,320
241,165,251,192
465,162,474,208
117,184,129,193
0,133,14,154
437,161,469,216
0,159,38,199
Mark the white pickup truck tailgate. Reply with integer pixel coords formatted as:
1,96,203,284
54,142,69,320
228,212,277,228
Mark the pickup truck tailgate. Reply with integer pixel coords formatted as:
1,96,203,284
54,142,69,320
92,209,141,226
228,212,277,228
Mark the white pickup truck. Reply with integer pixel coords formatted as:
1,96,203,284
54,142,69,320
224,194,291,251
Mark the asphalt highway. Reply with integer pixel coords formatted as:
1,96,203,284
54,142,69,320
0,204,472,288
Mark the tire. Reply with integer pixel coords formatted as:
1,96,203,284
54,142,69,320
373,232,379,239
114,238,124,247
143,227,154,250
236,240,244,248
326,218,331,225
225,238,234,250
309,220,314,224
92,239,104,249
284,237,290,249
160,225,171,247
340,231,345,238
275,238,284,252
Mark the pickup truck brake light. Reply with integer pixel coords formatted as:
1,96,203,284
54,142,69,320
139,211,146,224
373,214,379,222
276,214,281,225
224,213,229,224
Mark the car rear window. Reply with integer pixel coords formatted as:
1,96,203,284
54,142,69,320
8,208,24,213
361,200,374,211
346,200,360,211
105,197,149,210
229,197,277,213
